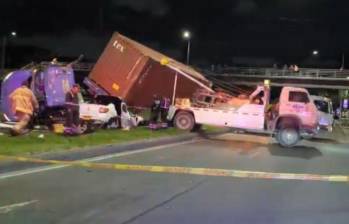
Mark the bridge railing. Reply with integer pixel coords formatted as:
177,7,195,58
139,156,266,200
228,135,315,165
212,67,349,79
40,62,95,71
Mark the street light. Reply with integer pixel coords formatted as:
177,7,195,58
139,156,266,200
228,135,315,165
182,30,191,65
312,50,319,56
1,31,17,74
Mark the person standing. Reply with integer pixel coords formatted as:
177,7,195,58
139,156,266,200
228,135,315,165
65,84,81,128
160,96,170,122
150,95,161,127
9,79,39,135
294,64,300,73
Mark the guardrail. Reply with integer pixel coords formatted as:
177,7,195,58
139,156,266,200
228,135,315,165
210,67,349,80
40,62,95,71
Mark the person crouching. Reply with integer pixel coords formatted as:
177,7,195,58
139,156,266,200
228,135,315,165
9,79,39,136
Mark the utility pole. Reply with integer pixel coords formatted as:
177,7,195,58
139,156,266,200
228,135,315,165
1,31,17,74
1,36,7,74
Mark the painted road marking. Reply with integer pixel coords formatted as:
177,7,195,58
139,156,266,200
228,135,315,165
0,155,348,183
0,200,38,214
0,140,199,180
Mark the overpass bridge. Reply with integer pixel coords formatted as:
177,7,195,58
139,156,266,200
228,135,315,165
38,62,349,89
39,62,349,90
206,67,349,90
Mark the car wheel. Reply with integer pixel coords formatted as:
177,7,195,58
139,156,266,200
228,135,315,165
104,117,119,129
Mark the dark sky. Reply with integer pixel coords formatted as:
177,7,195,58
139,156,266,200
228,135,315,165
1,0,349,67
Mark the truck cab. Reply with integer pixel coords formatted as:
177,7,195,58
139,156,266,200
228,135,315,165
1,65,75,123
168,84,320,148
0,64,120,130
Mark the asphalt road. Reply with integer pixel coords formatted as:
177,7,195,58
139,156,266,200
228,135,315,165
1,133,349,224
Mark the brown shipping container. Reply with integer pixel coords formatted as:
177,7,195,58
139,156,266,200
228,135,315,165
89,32,212,107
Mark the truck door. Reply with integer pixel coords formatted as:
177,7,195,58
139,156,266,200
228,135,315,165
44,66,75,107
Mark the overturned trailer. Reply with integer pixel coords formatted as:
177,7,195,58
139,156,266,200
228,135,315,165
85,33,213,108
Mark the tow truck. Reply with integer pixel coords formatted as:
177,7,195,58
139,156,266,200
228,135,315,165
168,81,320,147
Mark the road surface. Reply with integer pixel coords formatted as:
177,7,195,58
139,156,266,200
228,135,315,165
1,133,349,224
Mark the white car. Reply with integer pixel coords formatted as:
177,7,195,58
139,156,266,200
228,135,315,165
311,95,334,132
80,103,117,124
79,102,143,130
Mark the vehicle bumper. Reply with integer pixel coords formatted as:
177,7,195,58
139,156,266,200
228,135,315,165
319,124,333,132
300,125,320,138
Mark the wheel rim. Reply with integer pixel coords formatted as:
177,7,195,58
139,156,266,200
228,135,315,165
80,124,87,133
281,128,298,146
176,115,191,130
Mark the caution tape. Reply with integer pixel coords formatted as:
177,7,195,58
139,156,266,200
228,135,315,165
0,155,348,183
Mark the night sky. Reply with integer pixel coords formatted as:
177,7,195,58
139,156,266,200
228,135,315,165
1,0,349,68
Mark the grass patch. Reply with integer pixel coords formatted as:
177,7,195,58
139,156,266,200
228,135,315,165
202,125,227,133
0,127,185,156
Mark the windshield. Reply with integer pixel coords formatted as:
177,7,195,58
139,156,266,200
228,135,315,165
314,100,330,113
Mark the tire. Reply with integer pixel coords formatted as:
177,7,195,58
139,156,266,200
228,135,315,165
276,126,300,148
80,122,101,134
193,124,202,132
103,117,120,129
174,111,195,131
79,122,89,134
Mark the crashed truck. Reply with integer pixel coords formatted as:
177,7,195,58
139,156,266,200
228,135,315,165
0,62,139,131
168,82,321,148
84,33,213,109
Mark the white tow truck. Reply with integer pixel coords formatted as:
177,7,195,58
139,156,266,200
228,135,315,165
168,84,320,147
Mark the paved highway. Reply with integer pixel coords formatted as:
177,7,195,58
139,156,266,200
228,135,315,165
1,133,349,224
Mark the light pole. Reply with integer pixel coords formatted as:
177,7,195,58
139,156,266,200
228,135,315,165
182,30,191,65
1,31,17,74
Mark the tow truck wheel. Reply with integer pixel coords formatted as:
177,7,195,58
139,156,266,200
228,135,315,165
174,111,195,131
276,127,300,148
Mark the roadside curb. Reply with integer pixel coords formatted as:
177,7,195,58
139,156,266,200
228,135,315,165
0,129,227,174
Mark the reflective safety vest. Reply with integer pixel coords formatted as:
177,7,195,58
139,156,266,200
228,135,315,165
9,86,38,115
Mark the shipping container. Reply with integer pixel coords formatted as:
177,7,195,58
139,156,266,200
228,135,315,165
88,33,212,107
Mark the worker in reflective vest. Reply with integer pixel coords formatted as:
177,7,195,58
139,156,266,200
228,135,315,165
9,79,39,135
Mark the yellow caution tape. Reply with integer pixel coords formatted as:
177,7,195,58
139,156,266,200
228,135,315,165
0,155,348,183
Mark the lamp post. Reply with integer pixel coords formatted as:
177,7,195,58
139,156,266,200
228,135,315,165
182,30,191,65
312,50,319,56
1,31,17,74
